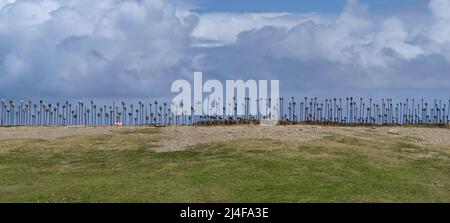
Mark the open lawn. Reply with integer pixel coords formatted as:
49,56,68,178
0,125,449,202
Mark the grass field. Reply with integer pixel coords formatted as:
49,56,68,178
0,126,449,202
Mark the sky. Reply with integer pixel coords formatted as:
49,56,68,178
0,0,449,101
192,0,426,13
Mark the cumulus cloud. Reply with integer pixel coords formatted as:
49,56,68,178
0,0,450,100
0,0,197,98
192,0,450,99
191,12,333,47
429,0,450,42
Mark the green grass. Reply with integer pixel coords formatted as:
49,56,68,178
0,128,449,202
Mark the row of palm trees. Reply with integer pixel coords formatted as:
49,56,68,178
1,98,449,126
0,99,205,126
282,97,450,125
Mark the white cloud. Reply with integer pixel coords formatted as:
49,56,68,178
1,0,450,99
192,0,450,97
0,0,197,98
192,12,334,47
428,0,450,62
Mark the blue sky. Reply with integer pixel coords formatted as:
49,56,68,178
193,0,427,13
0,0,449,100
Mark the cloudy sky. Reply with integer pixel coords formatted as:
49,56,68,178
0,0,449,100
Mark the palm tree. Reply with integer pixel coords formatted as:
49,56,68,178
103,105,107,125
159,106,163,125
73,105,78,125
180,101,185,125
116,106,121,125
399,102,403,125
36,110,41,126
130,104,134,126
246,97,250,120
1,99,5,126
64,101,69,125
138,101,143,125
53,107,57,125
98,107,103,126
434,99,438,124
123,106,127,126
411,99,415,124
18,100,23,125
10,101,15,126
268,97,272,111
163,102,167,125
40,103,47,125
443,104,447,125
299,102,304,123
90,100,94,125
167,108,172,125
288,102,292,122
93,104,97,125
67,103,72,125
154,100,158,119
278,97,284,121
145,107,149,125
448,100,450,124
292,97,296,122
303,97,307,122
32,104,37,126
345,97,349,124
61,104,66,125
439,99,442,124
406,99,409,124
22,102,29,126
105,110,111,125
57,113,62,125
78,101,84,125
47,103,53,125
233,98,237,120
111,101,115,125
149,103,153,125
86,108,91,126
5,106,11,126
135,108,139,126
45,107,50,126
121,101,126,125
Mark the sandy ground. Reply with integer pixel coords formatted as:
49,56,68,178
1,125,450,151
0,126,122,140
158,125,450,151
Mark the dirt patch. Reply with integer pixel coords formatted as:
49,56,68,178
0,126,123,140
157,125,450,152
1,125,450,152
157,125,322,151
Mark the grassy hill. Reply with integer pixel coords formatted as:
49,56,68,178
0,126,449,202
